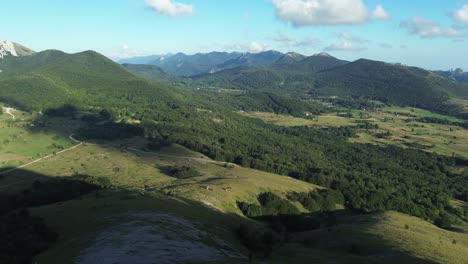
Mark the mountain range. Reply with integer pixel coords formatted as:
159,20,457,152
119,50,283,76
122,50,468,116
435,68,468,85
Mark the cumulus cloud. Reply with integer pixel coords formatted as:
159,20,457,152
371,5,390,20
146,0,193,17
452,5,468,24
249,42,269,52
324,41,366,52
271,0,389,26
400,17,464,38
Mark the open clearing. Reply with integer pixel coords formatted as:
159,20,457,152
241,111,316,127
243,107,468,159
0,108,75,169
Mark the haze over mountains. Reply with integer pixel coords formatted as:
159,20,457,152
119,51,284,76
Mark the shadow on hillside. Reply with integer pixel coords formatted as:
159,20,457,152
246,211,440,264
0,168,251,264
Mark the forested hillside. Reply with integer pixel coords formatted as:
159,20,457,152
1,49,467,228
193,55,468,116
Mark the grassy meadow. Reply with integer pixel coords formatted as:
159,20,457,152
242,106,468,159
0,107,74,169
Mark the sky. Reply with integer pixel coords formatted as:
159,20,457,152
2,0,468,70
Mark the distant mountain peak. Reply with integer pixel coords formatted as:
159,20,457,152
0,41,17,58
314,52,333,58
0,41,35,59
275,52,306,64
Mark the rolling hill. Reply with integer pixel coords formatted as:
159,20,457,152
0,49,179,111
313,59,468,109
194,54,468,115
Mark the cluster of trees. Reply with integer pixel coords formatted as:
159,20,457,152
161,166,201,179
412,117,468,129
287,190,344,212
237,192,300,218
78,122,143,140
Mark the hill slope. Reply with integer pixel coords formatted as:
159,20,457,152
314,59,468,109
194,56,468,115
0,50,178,111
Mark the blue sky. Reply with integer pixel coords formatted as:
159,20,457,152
2,0,468,69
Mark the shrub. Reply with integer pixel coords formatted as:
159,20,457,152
164,166,201,179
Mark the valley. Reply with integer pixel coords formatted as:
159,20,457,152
0,40,467,264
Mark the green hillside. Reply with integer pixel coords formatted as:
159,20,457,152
193,56,468,116
1,48,467,263
0,50,178,111
314,59,468,110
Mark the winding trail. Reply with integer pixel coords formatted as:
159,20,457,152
1,133,218,179
0,142,83,176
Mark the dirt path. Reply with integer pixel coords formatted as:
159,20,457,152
1,134,218,177
0,142,83,176
2,107,15,120
0,133,224,181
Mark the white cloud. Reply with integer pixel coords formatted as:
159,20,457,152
271,0,389,26
145,0,193,17
371,5,390,20
336,32,368,43
400,17,464,39
107,44,141,60
324,41,366,52
452,5,468,24
249,42,269,53
225,42,270,53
